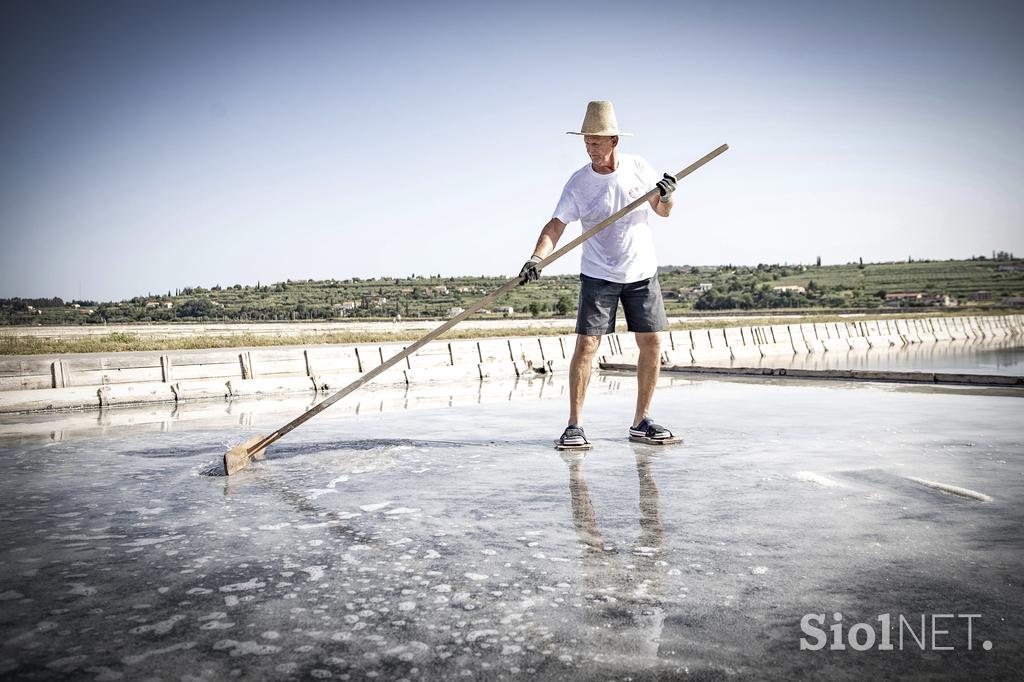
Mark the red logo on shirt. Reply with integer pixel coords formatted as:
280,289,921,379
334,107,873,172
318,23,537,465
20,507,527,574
628,186,643,199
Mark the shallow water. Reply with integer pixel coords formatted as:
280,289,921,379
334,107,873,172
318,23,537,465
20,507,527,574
700,339,1024,376
0,376,1022,679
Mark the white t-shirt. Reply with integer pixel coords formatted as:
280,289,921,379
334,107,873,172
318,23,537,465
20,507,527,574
552,153,660,284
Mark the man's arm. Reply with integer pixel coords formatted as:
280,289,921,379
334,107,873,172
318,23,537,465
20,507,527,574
519,218,567,283
532,218,567,259
649,194,673,217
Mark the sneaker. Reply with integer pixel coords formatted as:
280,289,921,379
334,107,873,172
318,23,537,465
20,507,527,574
629,417,673,440
557,424,590,449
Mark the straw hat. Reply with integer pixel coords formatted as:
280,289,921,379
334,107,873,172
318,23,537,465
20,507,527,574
566,100,633,137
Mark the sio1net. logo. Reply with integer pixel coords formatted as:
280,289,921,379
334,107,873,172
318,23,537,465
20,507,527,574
799,612,993,652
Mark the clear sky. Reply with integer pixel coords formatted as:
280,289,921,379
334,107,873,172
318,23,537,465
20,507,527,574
1,0,1022,302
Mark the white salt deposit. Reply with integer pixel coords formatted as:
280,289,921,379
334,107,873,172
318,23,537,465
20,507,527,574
66,583,97,596
219,578,266,593
199,621,234,630
384,507,420,515
129,614,184,635
794,471,843,488
302,566,325,582
121,641,196,666
212,640,282,657
198,612,227,621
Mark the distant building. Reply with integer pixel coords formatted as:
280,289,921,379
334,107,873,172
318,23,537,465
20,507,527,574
433,285,450,295
1001,295,1024,306
772,285,806,294
145,301,160,308
696,282,713,293
921,295,957,307
495,306,514,314
884,292,924,308
448,306,465,318
886,292,924,301
970,291,993,301
884,292,956,307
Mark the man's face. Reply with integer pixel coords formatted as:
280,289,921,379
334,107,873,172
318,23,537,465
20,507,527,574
584,135,617,164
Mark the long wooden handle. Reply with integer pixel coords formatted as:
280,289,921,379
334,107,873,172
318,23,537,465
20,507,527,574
247,143,729,455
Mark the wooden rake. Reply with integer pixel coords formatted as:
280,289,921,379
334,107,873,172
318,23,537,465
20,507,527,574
223,143,729,475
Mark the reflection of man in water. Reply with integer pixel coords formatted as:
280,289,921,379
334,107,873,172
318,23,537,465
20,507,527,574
564,451,666,661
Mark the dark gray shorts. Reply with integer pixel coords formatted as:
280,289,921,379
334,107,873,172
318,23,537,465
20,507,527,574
576,273,669,336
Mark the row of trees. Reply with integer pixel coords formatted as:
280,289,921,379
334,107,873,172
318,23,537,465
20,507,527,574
694,279,888,310
3,258,1021,324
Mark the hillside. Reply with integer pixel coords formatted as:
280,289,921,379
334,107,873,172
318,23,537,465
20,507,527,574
2,256,1022,326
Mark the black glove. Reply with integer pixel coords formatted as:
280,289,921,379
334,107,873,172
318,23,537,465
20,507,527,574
656,173,678,203
519,255,543,284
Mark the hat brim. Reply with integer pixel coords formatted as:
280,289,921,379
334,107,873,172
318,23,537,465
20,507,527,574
566,131,633,136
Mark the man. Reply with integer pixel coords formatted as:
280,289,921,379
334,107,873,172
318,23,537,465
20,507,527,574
520,100,680,449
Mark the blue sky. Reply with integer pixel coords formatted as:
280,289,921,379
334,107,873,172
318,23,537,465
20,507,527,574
1,0,1022,301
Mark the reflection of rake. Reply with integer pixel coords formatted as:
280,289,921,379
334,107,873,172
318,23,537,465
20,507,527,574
224,144,729,475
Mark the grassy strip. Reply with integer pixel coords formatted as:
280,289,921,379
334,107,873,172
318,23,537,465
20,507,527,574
0,309,1014,356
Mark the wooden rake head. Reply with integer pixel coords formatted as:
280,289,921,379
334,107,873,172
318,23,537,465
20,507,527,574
223,435,268,475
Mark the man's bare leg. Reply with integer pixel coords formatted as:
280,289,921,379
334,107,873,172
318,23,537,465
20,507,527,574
569,334,602,426
632,332,662,427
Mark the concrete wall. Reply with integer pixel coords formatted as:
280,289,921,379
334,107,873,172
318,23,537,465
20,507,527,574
1,314,1020,413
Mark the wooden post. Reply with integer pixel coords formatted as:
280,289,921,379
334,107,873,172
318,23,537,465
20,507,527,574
51,360,70,388
355,347,365,373
304,350,314,377
160,355,173,383
239,352,254,379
